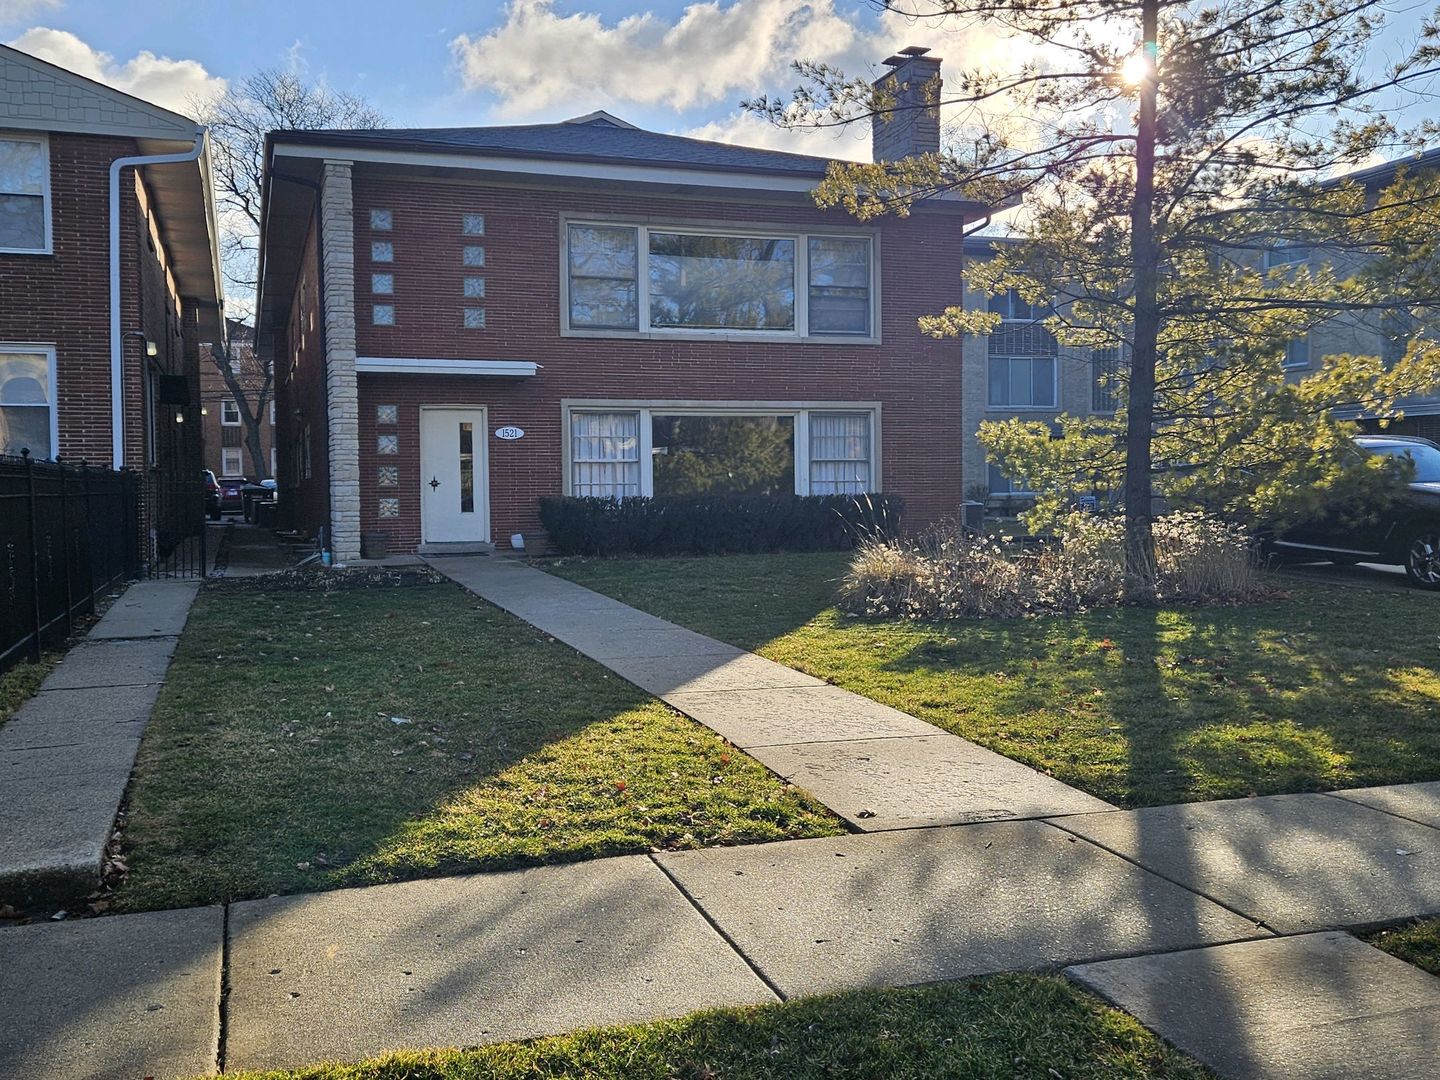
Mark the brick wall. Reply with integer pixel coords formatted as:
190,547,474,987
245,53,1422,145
273,215,330,538
283,168,968,552
0,131,203,475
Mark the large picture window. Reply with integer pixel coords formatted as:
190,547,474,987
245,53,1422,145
564,221,873,339
649,233,795,331
0,133,49,254
651,414,795,496
568,406,877,499
0,347,55,458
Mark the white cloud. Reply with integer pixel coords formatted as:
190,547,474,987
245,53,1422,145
451,0,868,116
7,27,226,117
0,0,60,24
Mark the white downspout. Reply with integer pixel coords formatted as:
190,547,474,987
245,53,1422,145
109,128,207,469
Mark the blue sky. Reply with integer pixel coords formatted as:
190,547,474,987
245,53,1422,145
0,0,908,159
2,0,1433,161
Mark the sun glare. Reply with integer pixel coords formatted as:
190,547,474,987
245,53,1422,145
1120,52,1152,86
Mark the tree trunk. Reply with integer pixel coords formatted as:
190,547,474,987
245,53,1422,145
1124,0,1161,603
242,412,269,480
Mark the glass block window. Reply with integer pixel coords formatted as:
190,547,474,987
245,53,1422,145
377,434,399,455
375,404,398,425
378,498,400,518
370,209,392,230
462,245,486,267
463,276,486,298
462,214,485,235
463,307,486,329
808,412,872,494
371,273,393,294
371,241,394,262
372,304,396,326
571,411,640,497
377,466,399,487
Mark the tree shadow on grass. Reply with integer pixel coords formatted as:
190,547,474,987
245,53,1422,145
864,587,1440,807
113,578,838,913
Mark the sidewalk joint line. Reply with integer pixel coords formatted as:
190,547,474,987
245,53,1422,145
1318,790,1440,834
216,902,232,1075
646,853,789,1004
1039,818,1281,935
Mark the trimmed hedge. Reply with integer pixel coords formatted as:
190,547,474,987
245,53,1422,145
539,493,903,556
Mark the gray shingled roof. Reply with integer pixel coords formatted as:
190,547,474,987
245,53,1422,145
270,114,838,178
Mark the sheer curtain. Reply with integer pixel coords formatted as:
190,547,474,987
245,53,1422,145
571,411,640,497
808,412,871,494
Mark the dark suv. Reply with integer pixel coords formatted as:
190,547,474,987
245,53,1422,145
1270,435,1440,588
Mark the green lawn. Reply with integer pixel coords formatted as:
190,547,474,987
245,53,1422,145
0,656,52,730
1369,918,1440,976
115,575,840,913
547,553,1440,807
209,975,1211,1080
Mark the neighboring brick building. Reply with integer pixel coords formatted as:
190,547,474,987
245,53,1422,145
0,43,224,482
200,320,275,479
256,49,991,559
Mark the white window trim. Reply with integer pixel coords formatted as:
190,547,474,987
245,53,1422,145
560,217,880,344
1283,335,1311,370
560,399,882,498
0,132,52,256
986,352,1060,411
221,446,245,476
220,398,241,426
0,342,59,458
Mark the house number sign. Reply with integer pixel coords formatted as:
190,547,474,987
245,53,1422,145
495,426,524,441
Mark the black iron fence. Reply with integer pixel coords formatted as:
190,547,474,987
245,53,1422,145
0,453,207,675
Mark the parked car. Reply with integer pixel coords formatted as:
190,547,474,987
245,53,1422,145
1269,435,1440,588
203,470,221,521
217,476,249,515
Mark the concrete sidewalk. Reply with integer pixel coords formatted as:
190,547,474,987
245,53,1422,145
0,579,198,907
428,556,1112,829
4,784,1440,1078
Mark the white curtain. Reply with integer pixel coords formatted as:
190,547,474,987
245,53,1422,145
571,411,640,497
809,412,871,494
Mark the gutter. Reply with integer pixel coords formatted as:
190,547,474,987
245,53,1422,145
109,127,207,469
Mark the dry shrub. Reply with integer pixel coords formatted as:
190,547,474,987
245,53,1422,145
840,510,1267,620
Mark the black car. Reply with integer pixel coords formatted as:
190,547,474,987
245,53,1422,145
1270,435,1440,588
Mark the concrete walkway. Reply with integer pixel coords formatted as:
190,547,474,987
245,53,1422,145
3,784,1440,1079
0,579,199,907
427,556,1112,829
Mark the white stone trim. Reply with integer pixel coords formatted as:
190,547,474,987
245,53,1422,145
356,357,537,377
320,161,362,562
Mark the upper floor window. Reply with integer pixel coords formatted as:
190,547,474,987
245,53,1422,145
221,398,241,425
988,320,1058,409
1091,346,1123,412
564,221,874,339
1283,336,1310,370
1265,244,1310,269
989,288,1041,322
0,133,51,254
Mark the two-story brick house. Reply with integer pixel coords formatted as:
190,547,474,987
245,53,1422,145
0,43,224,482
201,320,275,480
257,49,990,559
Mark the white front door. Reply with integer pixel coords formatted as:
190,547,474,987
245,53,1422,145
420,407,489,544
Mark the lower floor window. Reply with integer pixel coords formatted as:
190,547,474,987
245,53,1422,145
987,460,1033,495
568,405,877,499
221,447,244,476
0,347,54,459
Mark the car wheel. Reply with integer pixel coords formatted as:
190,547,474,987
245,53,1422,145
1403,527,1440,589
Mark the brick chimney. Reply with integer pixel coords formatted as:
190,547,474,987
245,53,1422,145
871,46,943,162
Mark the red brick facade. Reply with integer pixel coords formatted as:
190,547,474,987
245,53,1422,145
0,131,202,477
276,166,967,553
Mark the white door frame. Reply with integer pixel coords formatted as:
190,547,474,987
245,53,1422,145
419,405,491,544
